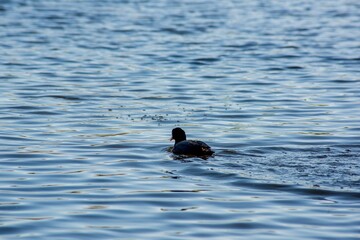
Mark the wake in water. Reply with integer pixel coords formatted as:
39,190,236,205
212,145,360,191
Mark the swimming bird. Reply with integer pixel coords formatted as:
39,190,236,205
170,127,214,156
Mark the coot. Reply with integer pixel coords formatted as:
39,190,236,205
170,127,214,156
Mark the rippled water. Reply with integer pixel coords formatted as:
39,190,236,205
1,0,360,239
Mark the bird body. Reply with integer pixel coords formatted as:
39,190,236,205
171,128,214,156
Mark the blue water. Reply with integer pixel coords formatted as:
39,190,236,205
1,0,360,239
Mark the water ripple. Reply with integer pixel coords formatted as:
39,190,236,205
1,0,359,239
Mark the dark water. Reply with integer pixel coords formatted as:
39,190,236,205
1,0,360,239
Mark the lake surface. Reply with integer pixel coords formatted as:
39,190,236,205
1,0,360,239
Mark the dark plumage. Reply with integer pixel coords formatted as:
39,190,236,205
170,128,214,156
